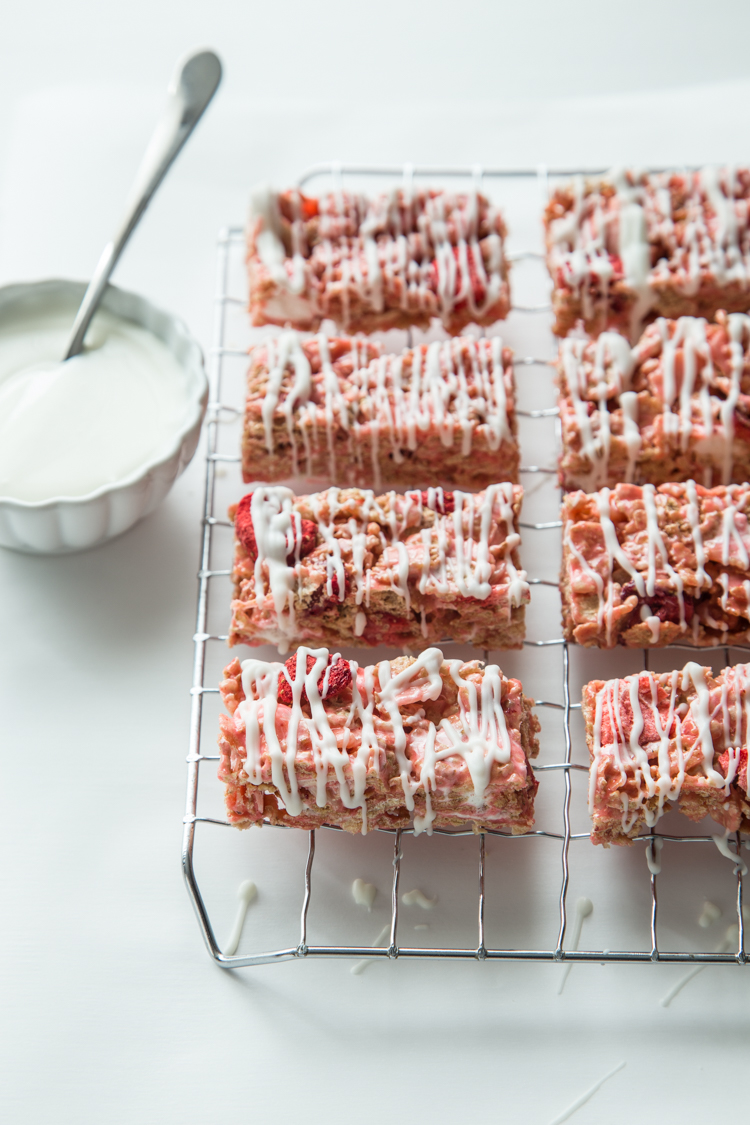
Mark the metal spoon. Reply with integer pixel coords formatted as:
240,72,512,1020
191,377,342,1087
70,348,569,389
63,48,222,360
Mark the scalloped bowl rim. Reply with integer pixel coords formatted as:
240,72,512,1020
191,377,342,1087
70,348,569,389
0,278,208,510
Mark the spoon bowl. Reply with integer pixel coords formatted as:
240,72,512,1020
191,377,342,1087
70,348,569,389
0,278,207,554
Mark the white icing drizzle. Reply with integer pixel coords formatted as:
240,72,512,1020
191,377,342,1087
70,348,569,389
642,483,686,627
611,168,652,335
722,495,750,567
261,332,312,476
645,837,663,874
237,645,519,836
590,662,750,835
711,828,749,875
249,486,300,652
245,484,527,650
685,479,711,589
257,332,514,485
251,187,507,330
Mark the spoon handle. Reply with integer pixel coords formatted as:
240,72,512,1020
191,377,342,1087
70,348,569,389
63,49,222,360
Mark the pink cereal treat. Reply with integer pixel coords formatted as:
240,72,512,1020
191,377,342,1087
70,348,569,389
583,661,750,845
242,332,519,490
561,481,750,649
556,313,750,491
247,185,510,335
545,167,750,340
218,646,540,834
229,484,529,652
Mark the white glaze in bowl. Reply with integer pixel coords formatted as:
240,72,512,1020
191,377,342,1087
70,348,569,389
0,280,208,554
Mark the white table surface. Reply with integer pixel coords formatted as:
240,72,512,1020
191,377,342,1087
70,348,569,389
3,11,750,1120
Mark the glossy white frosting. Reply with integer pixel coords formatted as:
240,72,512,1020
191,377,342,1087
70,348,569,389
0,306,192,501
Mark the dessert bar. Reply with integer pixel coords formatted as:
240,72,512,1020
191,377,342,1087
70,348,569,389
242,331,519,488
545,167,750,339
583,660,750,845
557,313,750,491
561,482,750,648
218,646,540,834
247,185,510,335
229,483,528,652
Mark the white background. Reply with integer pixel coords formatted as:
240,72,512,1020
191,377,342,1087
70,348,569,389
2,4,750,1123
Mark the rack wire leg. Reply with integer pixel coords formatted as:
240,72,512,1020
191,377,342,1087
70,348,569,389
555,641,573,958
298,831,316,956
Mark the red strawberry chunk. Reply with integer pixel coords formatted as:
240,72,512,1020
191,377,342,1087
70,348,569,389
234,492,317,563
235,493,258,558
420,489,455,515
277,653,352,706
598,674,674,747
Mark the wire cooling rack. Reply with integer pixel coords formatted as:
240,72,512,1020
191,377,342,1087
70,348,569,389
183,165,749,969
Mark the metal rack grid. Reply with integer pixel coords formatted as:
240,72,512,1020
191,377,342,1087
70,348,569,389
182,164,749,969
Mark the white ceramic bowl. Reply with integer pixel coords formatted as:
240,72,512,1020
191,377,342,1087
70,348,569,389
0,279,208,554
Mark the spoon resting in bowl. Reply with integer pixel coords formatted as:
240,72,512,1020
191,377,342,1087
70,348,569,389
63,47,222,361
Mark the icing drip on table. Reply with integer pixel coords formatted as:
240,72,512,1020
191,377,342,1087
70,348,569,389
557,896,593,995
401,888,437,909
660,924,740,1007
589,661,750,835
236,646,517,836
223,880,258,957
257,332,514,487
251,187,507,330
697,900,721,928
548,1062,627,1125
243,483,527,650
560,313,750,489
352,878,376,911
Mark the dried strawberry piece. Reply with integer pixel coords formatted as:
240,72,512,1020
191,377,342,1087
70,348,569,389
277,653,352,706
607,254,624,281
322,657,353,699
299,193,319,220
598,673,674,747
307,571,350,613
420,490,455,515
735,396,750,441
234,493,258,557
621,582,694,626
234,493,317,563
294,519,318,562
